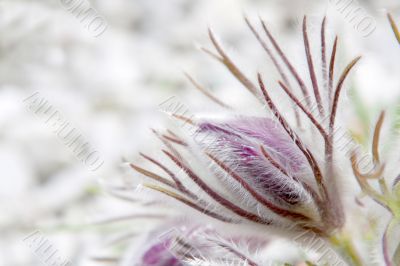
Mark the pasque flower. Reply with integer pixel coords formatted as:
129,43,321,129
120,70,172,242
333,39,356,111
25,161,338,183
112,14,400,266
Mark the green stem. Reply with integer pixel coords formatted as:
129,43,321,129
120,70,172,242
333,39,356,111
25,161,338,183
330,233,363,266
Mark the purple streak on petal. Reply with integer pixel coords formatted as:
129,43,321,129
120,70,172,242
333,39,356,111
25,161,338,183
142,240,183,266
199,122,242,138
197,117,309,205
230,117,307,172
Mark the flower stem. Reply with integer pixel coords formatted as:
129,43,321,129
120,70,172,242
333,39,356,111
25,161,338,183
330,233,363,266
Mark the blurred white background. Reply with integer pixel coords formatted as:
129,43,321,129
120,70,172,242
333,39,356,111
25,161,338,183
1,0,400,265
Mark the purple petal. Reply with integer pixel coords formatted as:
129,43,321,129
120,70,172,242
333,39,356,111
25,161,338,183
197,117,310,205
229,117,307,172
142,240,183,266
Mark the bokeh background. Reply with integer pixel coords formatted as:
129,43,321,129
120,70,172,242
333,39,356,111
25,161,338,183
1,0,400,265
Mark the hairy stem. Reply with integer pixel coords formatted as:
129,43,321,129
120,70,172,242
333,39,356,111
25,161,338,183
330,232,363,266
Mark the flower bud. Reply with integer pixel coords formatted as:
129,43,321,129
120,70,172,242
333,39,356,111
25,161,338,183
196,117,313,206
